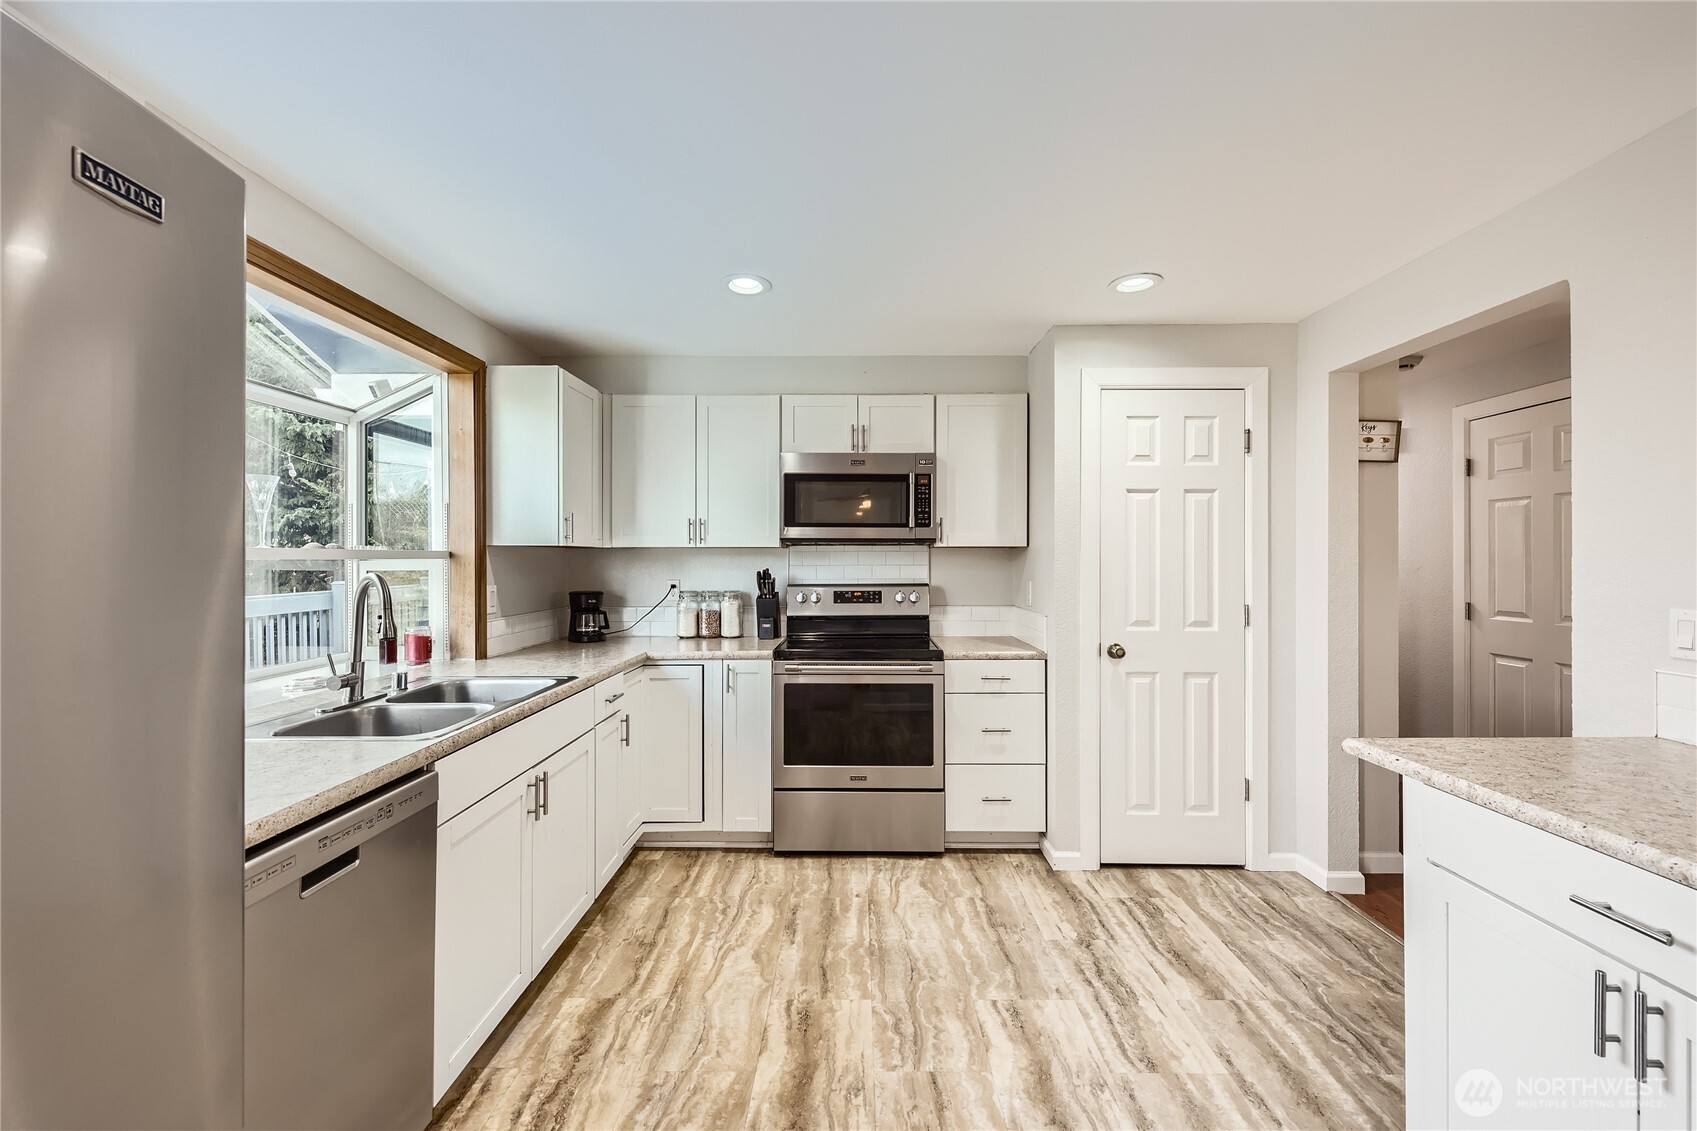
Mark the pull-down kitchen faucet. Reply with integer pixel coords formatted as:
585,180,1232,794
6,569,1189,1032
324,573,400,705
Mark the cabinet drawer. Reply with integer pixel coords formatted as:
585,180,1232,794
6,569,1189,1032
436,690,594,823
1408,780,1697,995
946,764,1045,832
945,693,1045,764
945,659,1044,694
594,667,641,722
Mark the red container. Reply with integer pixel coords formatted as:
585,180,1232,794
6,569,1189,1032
404,628,433,665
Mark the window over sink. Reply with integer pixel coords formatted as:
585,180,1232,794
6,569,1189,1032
244,281,448,678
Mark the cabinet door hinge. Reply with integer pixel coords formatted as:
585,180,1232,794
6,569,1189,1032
1244,428,1252,455
1244,778,1251,802
1464,601,1473,621
1463,457,1473,477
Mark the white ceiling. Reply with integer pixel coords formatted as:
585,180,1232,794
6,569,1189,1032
19,2,1695,357
1374,300,1571,382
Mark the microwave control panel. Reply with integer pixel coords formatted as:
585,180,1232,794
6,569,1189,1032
914,473,933,528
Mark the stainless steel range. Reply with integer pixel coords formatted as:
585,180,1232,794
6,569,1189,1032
772,584,944,853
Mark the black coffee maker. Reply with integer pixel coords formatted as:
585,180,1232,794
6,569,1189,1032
568,590,610,643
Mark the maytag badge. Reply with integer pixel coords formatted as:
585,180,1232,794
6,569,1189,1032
72,147,163,223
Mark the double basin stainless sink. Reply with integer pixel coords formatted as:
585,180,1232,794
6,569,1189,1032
266,677,575,740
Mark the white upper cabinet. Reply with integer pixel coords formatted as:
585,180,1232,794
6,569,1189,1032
781,394,935,452
487,365,602,546
609,395,698,547
611,395,779,548
935,393,1027,546
781,394,859,452
858,394,935,452
696,396,780,547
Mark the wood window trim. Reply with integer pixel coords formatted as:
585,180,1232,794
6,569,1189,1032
246,237,487,660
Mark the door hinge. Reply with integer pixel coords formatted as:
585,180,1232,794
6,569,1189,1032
1244,778,1251,801
1243,604,1251,628
1464,457,1473,477
1244,428,1252,455
1464,601,1473,621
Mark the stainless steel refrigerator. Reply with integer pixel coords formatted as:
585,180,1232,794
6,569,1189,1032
1,15,246,1129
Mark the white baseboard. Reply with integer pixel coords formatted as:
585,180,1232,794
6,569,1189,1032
1040,836,1091,871
1360,850,1405,874
1261,851,1365,893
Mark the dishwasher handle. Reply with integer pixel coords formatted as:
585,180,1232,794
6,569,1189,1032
299,848,360,898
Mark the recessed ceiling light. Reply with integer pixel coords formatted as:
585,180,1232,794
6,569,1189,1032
1109,272,1163,293
726,274,771,296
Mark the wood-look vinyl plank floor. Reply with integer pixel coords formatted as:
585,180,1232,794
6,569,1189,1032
431,850,1404,1131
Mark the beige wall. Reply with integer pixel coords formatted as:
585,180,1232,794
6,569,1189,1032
1296,112,1695,881
1357,363,1402,867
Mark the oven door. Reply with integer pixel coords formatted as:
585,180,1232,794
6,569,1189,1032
773,665,944,790
780,471,917,543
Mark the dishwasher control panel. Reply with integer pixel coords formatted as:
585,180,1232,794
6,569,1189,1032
244,773,437,906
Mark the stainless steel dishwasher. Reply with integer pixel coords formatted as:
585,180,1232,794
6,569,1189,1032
244,772,438,1131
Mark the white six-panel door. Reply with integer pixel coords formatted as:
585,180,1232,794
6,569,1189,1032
1466,398,1573,737
1099,389,1247,865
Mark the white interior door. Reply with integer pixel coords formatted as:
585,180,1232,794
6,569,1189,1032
1466,398,1572,737
1099,389,1246,865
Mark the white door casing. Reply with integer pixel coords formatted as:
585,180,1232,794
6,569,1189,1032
1464,397,1573,737
1098,389,1247,865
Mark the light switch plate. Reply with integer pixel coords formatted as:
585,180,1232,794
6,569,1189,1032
1670,609,1697,661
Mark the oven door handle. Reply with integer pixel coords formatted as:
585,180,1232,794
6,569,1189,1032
781,663,937,675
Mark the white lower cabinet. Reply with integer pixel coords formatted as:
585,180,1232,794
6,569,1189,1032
640,665,704,823
433,774,532,1102
943,665,1046,834
1406,780,1697,1130
433,696,599,1103
527,734,594,975
616,671,645,843
594,708,636,892
721,660,773,833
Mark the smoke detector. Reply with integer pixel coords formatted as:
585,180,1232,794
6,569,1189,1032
1398,354,1424,371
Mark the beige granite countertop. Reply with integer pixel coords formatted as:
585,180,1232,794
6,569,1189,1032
935,635,1046,660
1345,736,1697,888
246,633,1040,848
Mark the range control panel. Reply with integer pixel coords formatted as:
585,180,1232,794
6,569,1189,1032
786,584,930,615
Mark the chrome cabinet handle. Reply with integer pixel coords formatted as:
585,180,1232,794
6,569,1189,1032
688,517,695,544
1635,989,1667,1082
981,796,1012,803
621,714,630,746
861,423,868,451
981,728,1013,734
604,690,624,704
540,770,551,817
849,422,857,451
526,777,540,819
727,665,736,693
1570,895,1675,946
1593,970,1622,1057
698,517,706,543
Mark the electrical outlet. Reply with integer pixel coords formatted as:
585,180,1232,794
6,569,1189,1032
486,584,499,616
665,579,682,603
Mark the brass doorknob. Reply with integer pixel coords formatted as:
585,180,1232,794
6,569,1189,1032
1106,643,1125,659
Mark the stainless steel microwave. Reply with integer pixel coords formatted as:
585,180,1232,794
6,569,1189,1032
779,451,939,544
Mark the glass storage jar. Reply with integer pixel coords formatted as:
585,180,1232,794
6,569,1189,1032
719,591,744,638
676,591,701,638
699,591,723,638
